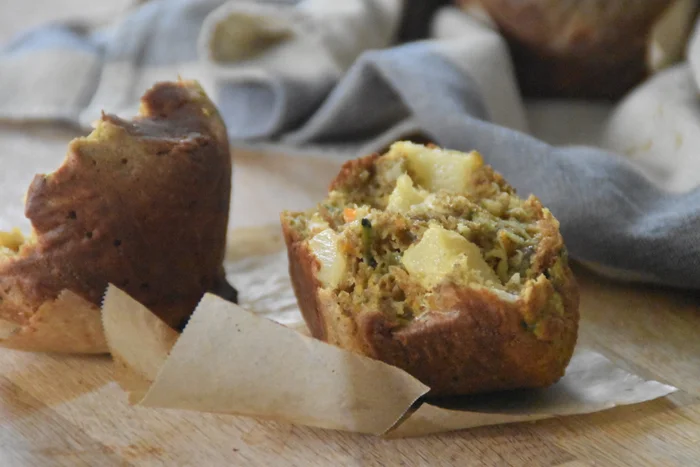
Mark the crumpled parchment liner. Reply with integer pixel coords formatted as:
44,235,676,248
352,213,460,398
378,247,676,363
102,225,677,437
0,289,108,354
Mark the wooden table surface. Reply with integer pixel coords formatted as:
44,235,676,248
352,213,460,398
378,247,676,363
1,1,700,465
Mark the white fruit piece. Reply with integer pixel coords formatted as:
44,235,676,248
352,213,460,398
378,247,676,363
309,228,346,288
388,141,483,193
0,228,24,257
386,174,428,213
402,224,500,289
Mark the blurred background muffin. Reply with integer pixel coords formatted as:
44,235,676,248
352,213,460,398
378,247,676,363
401,0,698,99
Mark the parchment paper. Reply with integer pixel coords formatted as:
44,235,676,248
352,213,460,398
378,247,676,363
102,225,677,437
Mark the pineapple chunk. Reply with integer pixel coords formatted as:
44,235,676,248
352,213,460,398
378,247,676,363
402,225,499,289
387,174,428,213
389,141,483,193
0,228,24,252
308,228,346,288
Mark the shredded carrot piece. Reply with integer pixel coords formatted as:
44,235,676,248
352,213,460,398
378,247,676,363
343,208,356,223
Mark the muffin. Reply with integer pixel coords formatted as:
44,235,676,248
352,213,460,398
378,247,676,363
281,142,579,396
465,0,687,99
0,80,235,353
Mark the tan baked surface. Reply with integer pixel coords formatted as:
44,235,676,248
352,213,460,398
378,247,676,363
0,80,233,352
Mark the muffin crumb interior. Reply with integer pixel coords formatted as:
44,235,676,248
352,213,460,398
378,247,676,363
282,142,557,324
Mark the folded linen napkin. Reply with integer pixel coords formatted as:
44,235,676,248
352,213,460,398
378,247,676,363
1,0,699,289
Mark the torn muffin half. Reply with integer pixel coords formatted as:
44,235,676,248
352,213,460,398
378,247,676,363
281,141,579,396
0,79,235,353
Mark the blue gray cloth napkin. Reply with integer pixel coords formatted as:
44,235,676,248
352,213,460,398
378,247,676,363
1,0,699,289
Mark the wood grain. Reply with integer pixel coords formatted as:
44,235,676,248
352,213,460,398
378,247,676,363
0,2,699,465
0,128,698,467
